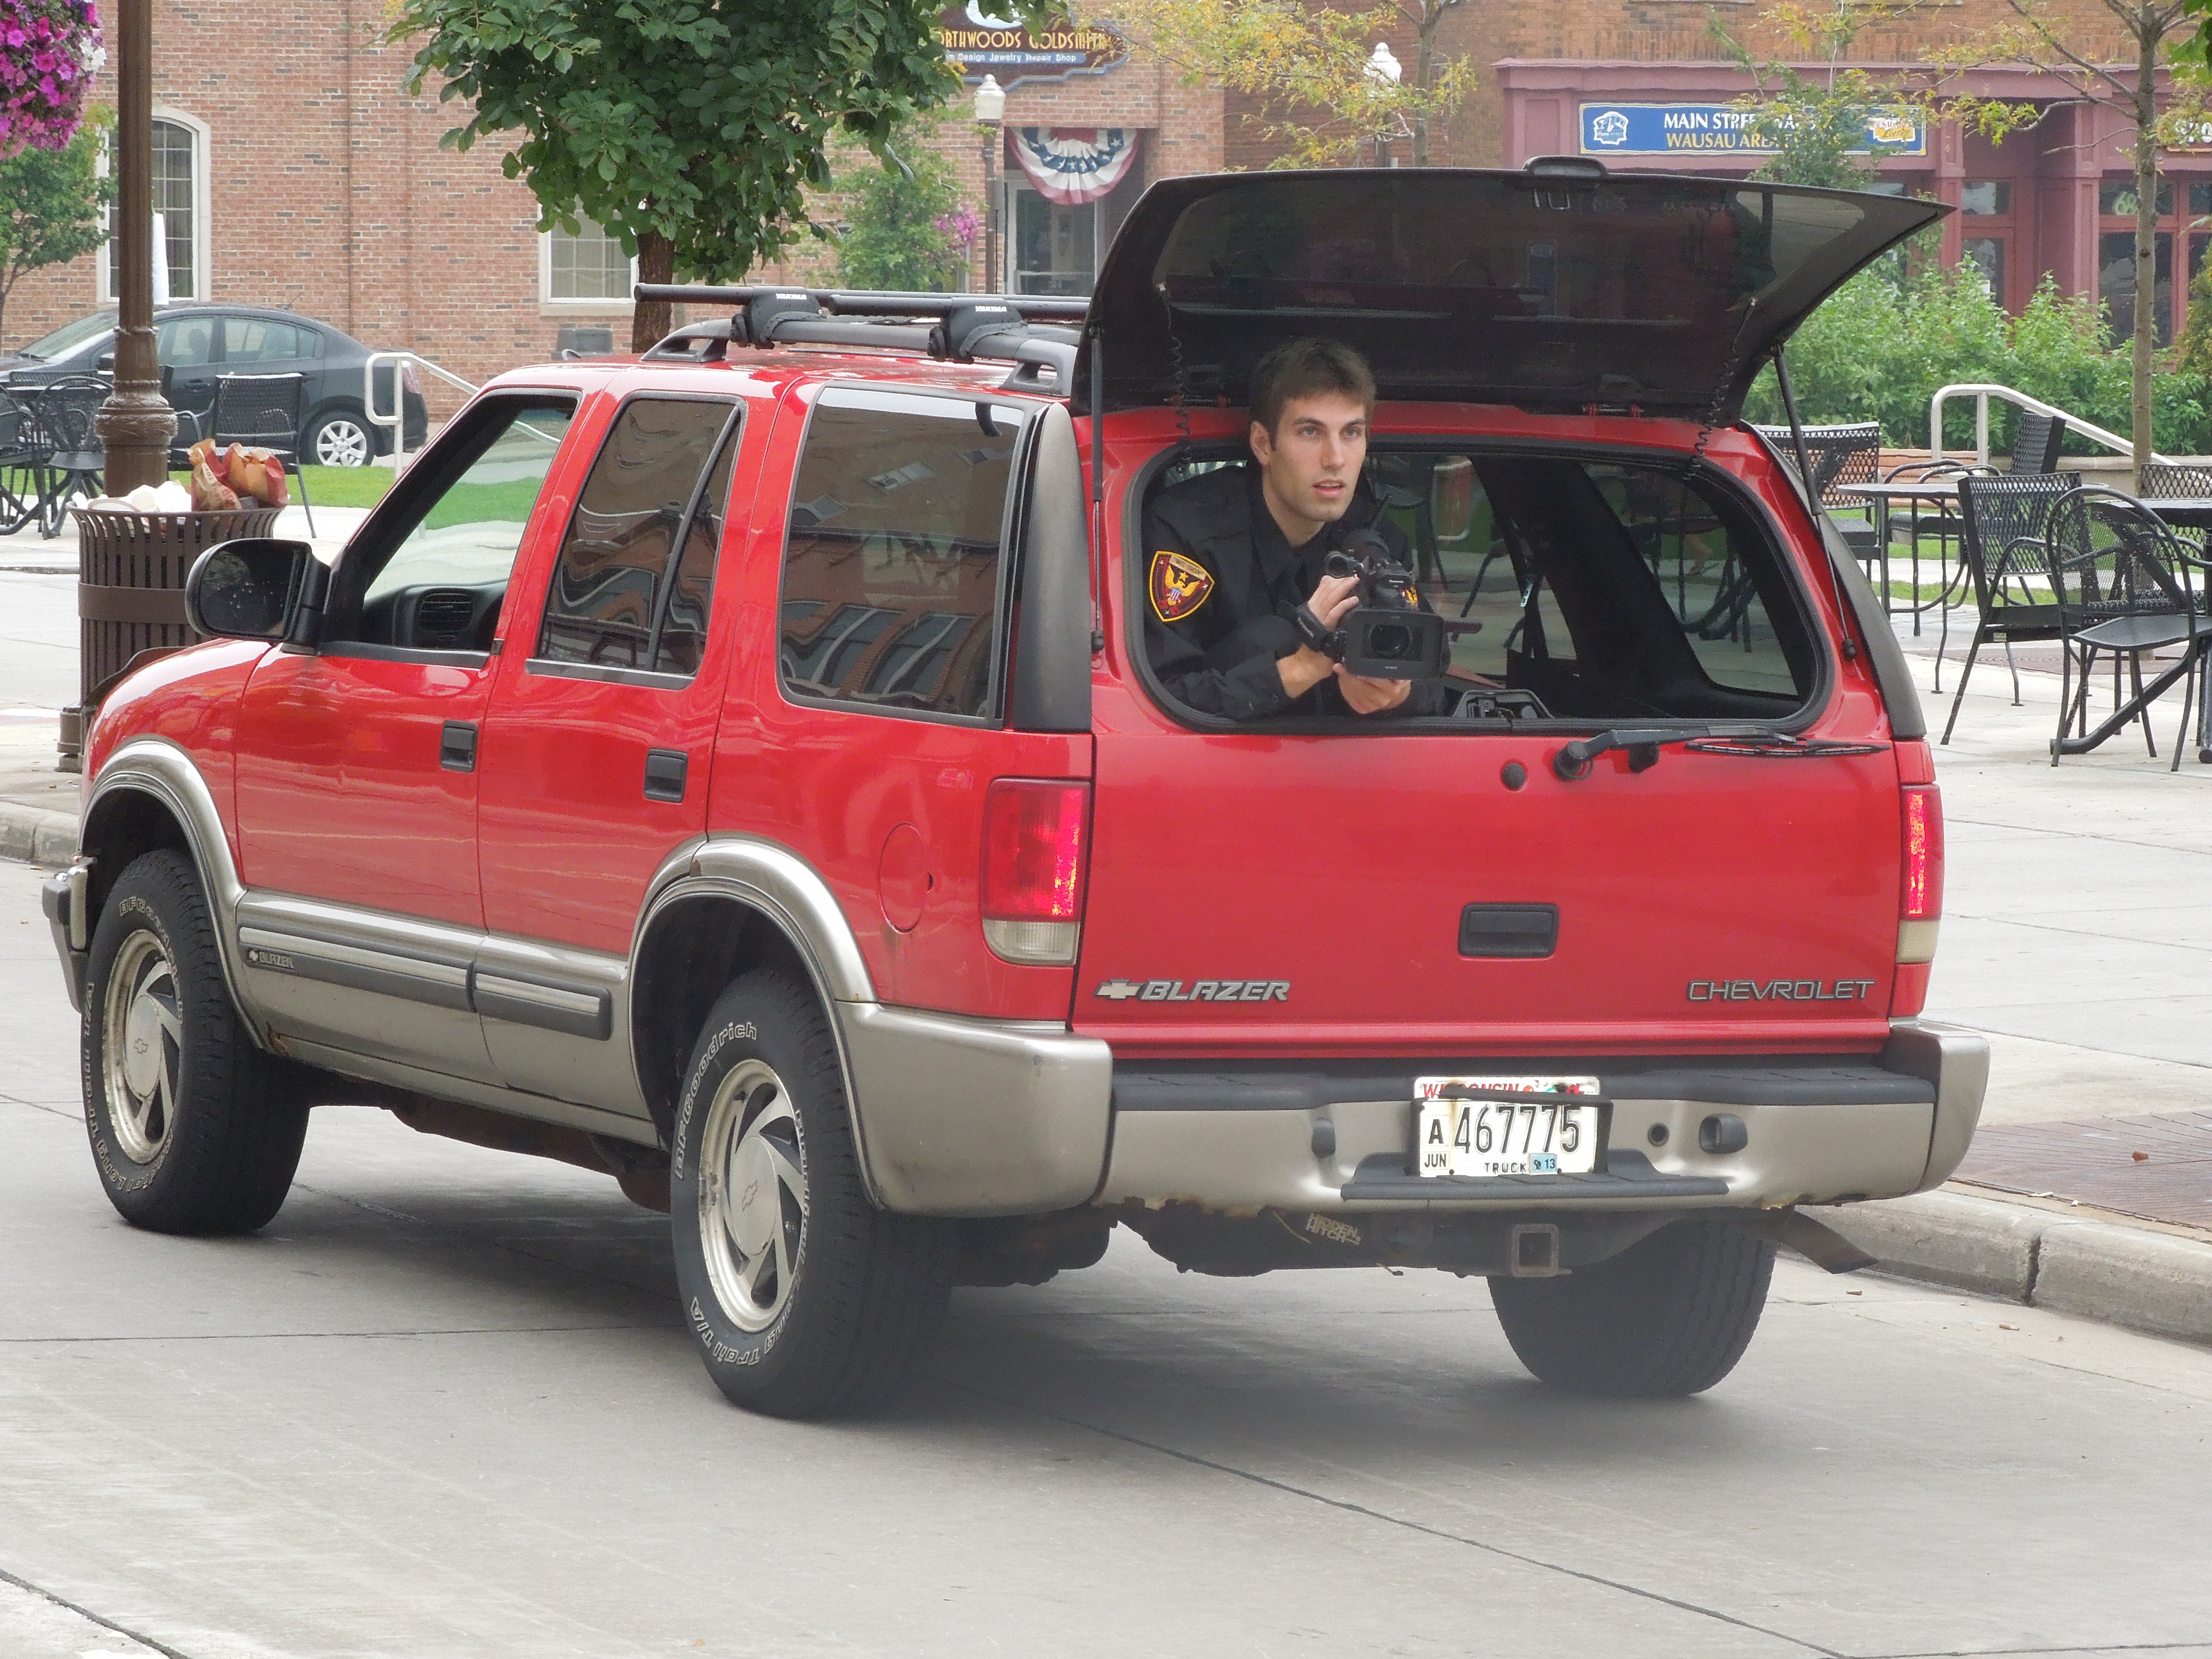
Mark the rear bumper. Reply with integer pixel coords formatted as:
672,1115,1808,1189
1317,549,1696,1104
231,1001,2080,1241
839,1008,1987,1218
1096,1022,1988,1216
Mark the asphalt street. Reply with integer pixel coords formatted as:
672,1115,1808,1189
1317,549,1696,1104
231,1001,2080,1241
2,859,2210,1659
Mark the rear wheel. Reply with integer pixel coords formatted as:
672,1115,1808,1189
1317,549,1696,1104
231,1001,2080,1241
82,850,309,1234
1489,1217,1775,1397
670,970,951,1418
305,407,373,467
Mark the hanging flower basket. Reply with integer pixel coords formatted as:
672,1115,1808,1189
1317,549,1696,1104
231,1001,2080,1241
0,0,102,156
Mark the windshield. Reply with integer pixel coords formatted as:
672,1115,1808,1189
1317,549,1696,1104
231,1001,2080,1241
20,312,117,362
1138,445,1818,729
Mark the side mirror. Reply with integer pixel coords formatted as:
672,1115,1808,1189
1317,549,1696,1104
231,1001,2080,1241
185,539,327,644
96,353,115,373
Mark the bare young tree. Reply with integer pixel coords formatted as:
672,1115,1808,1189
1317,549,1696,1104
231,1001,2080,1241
1935,0,2206,477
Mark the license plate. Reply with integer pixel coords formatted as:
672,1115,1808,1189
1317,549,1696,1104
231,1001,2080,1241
1415,1075,1603,1178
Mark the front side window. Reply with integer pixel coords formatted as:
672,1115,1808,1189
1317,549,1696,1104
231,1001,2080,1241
333,397,577,650
778,388,1030,719
536,397,738,674
156,315,215,368
1142,448,1815,727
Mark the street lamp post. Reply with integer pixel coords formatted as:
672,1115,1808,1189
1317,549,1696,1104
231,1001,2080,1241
974,74,1005,295
1366,42,1403,170
95,0,176,495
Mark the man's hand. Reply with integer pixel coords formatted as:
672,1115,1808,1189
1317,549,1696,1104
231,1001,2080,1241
1334,664,1413,715
1276,572,1364,699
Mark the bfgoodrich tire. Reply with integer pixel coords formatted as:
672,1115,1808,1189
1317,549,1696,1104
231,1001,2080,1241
82,850,308,1234
1489,1217,1776,1397
670,970,952,1419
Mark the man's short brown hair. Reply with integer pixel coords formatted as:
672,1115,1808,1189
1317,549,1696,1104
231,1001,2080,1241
1249,337,1377,437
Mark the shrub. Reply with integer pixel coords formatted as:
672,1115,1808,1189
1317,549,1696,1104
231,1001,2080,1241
1746,264,2212,457
836,124,974,293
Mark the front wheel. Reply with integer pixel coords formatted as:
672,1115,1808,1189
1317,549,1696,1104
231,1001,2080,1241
670,970,951,1418
305,408,373,468
82,850,309,1234
1489,1217,1775,1397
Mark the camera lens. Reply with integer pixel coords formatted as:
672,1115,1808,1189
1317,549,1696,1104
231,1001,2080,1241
1368,623,1412,658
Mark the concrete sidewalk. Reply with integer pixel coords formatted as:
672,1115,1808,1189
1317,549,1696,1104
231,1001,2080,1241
2,591,2207,1344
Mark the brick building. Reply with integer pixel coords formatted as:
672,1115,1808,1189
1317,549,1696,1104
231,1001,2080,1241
8,0,2200,391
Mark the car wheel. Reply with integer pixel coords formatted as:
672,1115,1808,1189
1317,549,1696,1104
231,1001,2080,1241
82,850,309,1235
306,409,373,468
1489,1217,1775,1397
670,969,952,1419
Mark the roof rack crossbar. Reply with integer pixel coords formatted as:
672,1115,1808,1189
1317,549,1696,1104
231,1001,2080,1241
768,318,938,355
635,283,1089,324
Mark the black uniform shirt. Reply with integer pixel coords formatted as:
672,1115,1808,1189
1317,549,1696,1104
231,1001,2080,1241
1141,463,1443,720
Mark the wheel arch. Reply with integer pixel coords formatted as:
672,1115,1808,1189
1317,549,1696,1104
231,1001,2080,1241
81,741,261,1042
629,836,882,1199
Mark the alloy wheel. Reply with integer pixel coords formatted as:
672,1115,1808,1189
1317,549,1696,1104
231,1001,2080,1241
103,929,181,1165
313,418,372,467
696,1059,808,1332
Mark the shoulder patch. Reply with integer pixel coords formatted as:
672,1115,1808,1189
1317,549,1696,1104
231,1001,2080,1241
1149,549,1215,624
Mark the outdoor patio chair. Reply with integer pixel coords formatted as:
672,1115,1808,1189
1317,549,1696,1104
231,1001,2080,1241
0,387,44,535
1941,470,2083,743
1751,421,1884,568
207,371,314,534
2135,462,2212,500
2008,408,2068,475
2043,483,2212,770
28,375,110,538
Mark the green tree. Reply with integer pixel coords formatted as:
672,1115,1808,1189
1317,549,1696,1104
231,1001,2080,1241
0,108,112,349
836,128,971,291
384,0,1045,351
1716,3,1943,192
1105,0,1472,167
1933,0,2206,481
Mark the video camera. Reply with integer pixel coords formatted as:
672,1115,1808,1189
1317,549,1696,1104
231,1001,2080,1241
1294,528,1450,680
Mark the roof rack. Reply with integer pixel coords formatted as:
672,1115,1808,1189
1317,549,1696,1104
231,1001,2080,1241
634,284,1085,394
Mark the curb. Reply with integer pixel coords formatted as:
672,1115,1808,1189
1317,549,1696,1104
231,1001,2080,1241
0,801,77,867
1827,1187,2212,1346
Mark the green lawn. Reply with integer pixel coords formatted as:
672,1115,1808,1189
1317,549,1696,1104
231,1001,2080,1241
167,466,396,509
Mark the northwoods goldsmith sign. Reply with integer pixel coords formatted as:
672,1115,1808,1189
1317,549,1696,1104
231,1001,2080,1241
938,3,1128,86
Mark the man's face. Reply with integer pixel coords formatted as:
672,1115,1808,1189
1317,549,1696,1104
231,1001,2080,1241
1250,390,1370,536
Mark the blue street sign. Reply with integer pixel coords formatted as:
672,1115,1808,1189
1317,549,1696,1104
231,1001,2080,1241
1579,103,1926,158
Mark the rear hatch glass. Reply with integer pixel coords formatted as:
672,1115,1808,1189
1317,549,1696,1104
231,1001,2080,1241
1138,446,1822,730
1078,168,1944,419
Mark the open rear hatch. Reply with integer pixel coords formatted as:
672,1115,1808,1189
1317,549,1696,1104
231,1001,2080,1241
1074,161,1944,419
1071,165,1941,1055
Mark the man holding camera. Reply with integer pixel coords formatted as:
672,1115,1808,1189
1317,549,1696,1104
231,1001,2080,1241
1142,336,1445,720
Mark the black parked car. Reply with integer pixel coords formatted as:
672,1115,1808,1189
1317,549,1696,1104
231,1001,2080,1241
0,304,430,465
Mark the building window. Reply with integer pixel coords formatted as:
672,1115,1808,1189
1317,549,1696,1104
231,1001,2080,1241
1962,237,2005,300
1960,180,2011,216
2100,180,2173,218
2098,177,2193,348
103,113,206,303
542,217,636,305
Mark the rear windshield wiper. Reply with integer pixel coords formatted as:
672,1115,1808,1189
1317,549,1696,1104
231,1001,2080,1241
1551,725,1883,780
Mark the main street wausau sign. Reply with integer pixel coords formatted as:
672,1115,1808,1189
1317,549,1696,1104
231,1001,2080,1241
938,3,1129,87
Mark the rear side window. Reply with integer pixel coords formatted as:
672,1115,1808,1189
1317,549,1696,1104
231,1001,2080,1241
537,396,739,675
778,387,1030,720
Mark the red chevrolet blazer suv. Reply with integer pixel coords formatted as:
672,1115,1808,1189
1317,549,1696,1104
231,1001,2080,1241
45,163,1983,1417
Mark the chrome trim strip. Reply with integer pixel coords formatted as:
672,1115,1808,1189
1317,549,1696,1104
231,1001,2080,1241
471,970,613,1040
240,925,473,1010
524,659,691,690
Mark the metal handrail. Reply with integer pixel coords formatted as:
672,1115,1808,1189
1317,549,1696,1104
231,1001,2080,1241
364,350,480,472
1929,382,2166,470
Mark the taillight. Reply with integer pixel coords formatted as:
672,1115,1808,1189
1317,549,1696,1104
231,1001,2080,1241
980,779,1089,966
401,362,422,396
1894,779,1944,1015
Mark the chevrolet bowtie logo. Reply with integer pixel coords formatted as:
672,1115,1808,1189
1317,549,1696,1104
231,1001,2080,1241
1094,979,1144,1000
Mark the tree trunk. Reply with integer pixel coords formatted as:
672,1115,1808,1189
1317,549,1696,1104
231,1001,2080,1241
2131,40,2157,488
1413,2,1436,167
631,229,676,356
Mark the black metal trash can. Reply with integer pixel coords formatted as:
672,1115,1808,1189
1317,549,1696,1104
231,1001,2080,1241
60,505,282,770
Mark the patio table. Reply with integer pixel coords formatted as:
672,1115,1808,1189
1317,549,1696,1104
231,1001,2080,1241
1833,479,1969,633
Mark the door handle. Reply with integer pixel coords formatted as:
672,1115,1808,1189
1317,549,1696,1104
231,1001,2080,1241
644,748,688,803
440,721,478,773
